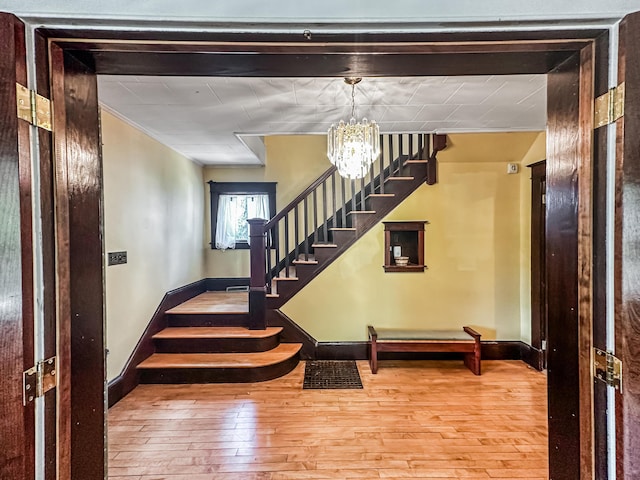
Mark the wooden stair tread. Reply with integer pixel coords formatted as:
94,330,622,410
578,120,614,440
404,159,429,164
387,176,414,181
152,326,283,340
273,276,299,281
311,243,337,248
329,227,356,231
292,259,318,265
137,343,302,369
347,210,376,215
367,193,395,198
266,293,280,298
166,291,248,315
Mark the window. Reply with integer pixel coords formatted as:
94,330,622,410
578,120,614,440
208,182,277,250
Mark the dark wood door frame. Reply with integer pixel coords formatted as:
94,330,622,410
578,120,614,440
37,27,608,480
0,13,35,480
528,160,547,371
616,11,640,478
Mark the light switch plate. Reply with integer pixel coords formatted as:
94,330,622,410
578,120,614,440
108,251,127,266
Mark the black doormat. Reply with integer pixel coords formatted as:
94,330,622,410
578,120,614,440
303,360,363,389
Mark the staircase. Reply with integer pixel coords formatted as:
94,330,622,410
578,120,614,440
135,133,445,385
136,291,302,383
250,133,446,311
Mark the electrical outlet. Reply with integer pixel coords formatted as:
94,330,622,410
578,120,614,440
108,251,127,266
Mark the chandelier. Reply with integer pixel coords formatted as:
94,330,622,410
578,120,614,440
327,78,380,179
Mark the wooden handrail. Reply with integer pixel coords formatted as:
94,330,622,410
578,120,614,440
264,165,337,231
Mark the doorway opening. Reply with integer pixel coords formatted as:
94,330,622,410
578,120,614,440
39,30,601,479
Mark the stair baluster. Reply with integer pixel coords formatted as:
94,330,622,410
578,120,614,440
303,195,309,260
284,213,290,278
322,181,328,241
294,205,300,266
331,172,337,229
340,176,347,227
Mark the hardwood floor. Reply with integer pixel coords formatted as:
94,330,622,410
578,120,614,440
108,360,548,479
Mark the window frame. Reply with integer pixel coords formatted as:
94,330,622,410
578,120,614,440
208,181,277,250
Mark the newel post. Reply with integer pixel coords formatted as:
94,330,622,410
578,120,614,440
247,218,268,330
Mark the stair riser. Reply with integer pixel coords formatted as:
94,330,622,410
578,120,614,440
407,163,429,178
365,196,397,213
330,230,357,244
275,265,314,282
383,179,419,196
138,354,299,384
348,213,376,230
168,313,250,327
311,247,339,264
272,280,301,299
154,336,280,354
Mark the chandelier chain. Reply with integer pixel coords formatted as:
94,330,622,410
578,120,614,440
351,83,356,118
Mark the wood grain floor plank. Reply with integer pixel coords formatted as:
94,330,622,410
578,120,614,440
108,360,548,479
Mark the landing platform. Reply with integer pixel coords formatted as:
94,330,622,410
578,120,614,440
165,291,248,314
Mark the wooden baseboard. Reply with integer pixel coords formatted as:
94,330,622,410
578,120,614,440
107,277,249,407
520,342,544,371
205,277,249,291
314,340,526,361
266,309,317,359
107,375,124,408
481,341,523,360
316,342,368,360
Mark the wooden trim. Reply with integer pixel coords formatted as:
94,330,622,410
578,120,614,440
316,342,369,361
529,160,546,371
0,12,35,480
617,11,640,479
266,309,317,360
107,279,208,407
34,28,58,480
545,50,588,480
39,27,605,44
37,26,606,480
49,42,72,480
205,277,250,291
208,181,276,249
591,29,610,480
577,43,595,480
372,342,522,361
520,343,544,371
52,48,105,480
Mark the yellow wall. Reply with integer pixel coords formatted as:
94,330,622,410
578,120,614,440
203,135,330,277
102,110,205,381
281,132,545,342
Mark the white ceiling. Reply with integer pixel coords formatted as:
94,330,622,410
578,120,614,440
97,74,546,166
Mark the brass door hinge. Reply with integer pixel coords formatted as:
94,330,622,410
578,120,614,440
594,348,622,391
594,83,625,129
23,356,56,405
16,83,52,131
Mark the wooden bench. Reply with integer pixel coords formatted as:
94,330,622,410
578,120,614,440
368,326,482,375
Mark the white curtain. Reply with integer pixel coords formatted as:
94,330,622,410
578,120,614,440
247,194,270,221
215,195,242,250
215,194,270,250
